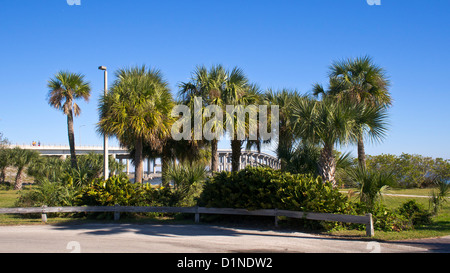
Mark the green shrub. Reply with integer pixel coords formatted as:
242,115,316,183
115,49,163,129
142,186,180,207
398,200,432,226
197,167,354,230
351,200,432,232
15,178,78,207
164,162,207,207
75,173,182,208
352,202,412,232
76,173,147,206
198,167,351,213
0,182,13,190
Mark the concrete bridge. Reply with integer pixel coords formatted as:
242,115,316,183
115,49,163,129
6,144,281,175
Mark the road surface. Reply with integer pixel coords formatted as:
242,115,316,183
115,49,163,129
0,223,446,253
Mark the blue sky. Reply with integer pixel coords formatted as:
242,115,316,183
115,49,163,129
0,0,449,159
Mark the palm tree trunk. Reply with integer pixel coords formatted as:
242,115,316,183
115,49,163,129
318,144,337,187
357,135,366,168
161,144,171,187
134,137,143,184
67,110,77,169
211,139,218,172
231,139,242,172
0,168,6,183
14,167,23,190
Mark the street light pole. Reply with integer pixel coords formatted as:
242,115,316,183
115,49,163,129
98,66,109,180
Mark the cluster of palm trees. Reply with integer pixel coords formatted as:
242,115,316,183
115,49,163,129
0,147,40,190
287,56,391,185
178,65,263,174
45,55,391,186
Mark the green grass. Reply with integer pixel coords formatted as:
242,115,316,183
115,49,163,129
0,189,18,207
1,187,449,241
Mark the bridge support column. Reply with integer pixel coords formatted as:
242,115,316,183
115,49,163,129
223,155,227,171
111,154,117,176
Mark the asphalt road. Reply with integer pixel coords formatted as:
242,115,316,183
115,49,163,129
0,223,447,253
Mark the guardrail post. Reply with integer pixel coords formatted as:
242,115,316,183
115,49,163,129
114,204,120,221
366,213,374,237
195,206,200,223
41,205,47,223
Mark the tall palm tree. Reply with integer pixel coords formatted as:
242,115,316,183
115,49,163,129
97,65,174,184
263,88,303,171
223,68,260,172
47,71,91,169
11,147,40,190
293,96,389,186
313,56,391,167
178,64,227,173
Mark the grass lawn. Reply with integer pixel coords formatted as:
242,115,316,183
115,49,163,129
1,187,449,241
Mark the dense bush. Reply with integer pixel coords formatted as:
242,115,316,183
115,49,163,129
198,167,351,214
75,173,148,206
352,202,411,232
398,200,432,226
15,178,78,207
75,173,187,207
351,199,432,232
198,167,428,232
164,162,207,207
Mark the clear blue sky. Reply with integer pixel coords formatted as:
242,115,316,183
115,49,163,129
0,0,449,159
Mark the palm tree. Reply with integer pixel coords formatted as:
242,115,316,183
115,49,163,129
292,97,358,186
346,165,393,209
430,177,450,214
263,88,303,171
47,71,91,168
178,64,228,173
27,156,67,183
11,147,40,190
0,148,12,183
313,56,391,167
180,65,260,172
97,65,174,184
352,103,389,167
293,96,389,186
223,69,260,172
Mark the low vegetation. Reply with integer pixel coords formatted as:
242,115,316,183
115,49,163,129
1,165,448,240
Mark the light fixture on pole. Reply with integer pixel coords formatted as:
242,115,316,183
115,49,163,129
98,66,109,179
